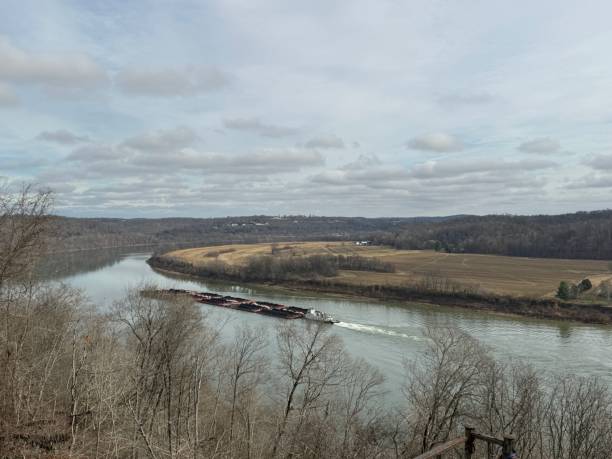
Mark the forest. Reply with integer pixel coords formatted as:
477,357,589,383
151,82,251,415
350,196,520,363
372,211,612,260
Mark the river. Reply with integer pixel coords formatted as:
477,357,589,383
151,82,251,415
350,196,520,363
41,248,612,394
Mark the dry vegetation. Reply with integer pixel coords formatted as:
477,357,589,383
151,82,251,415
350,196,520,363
166,242,612,298
3,188,612,458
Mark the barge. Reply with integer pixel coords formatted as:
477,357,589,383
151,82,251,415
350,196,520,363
151,288,338,324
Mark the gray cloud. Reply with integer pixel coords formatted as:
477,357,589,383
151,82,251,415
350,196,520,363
410,158,557,179
311,167,409,186
584,153,612,171
518,137,561,154
309,153,557,197
304,134,345,149
407,133,464,152
46,182,77,194
0,83,18,107
0,37,107,89
65,135,323,176
567,174,612,189
223,117,298,138
67,144,126,162
37,129,90,145
116,67,230,97
122,126,198,153
310,157,552,191
303,159,552,221
341,154,382,170
133,148,323,174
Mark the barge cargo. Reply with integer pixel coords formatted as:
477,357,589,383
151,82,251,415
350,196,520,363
150,288,338,323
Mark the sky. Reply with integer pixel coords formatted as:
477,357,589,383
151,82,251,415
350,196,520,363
1,0,612,218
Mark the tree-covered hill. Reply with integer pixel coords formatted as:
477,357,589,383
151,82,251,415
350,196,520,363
373,210,612,260
49,210,612,260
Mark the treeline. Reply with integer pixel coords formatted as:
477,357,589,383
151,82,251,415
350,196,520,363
335,254,396,273
3,187,612,458
149,253,394,283
48,215,429,252
373,210,612,260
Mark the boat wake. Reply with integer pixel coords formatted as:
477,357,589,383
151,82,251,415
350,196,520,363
334,321,422,340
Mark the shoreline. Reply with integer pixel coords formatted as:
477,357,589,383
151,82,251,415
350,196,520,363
148,256,612,326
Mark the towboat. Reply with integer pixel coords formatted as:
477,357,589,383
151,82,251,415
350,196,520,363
149,288,338,324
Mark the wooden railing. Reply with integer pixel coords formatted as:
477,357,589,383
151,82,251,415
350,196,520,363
413,426,515,459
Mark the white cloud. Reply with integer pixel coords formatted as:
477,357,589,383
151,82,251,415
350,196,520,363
0,37,107,89
407,133,464,152
116,67,230,97
518,137,561,154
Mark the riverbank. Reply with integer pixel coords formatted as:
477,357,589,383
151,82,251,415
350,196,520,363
147,254,612,325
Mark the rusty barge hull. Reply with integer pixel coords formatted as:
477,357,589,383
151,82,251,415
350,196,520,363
156,288,336,322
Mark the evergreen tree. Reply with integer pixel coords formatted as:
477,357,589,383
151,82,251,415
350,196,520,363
557,281,571,300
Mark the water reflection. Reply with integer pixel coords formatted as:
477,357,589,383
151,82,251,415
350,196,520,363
558,322,572,339
36,247,136,281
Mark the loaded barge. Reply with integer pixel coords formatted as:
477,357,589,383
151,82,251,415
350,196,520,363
152,288,338,323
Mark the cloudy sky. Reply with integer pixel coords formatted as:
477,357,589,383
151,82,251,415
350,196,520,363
1,0,612,217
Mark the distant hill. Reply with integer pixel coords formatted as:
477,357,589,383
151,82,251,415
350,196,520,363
49,210,612,260
48,215,451,252
372,210,612,260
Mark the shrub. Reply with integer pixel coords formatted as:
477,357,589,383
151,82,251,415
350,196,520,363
557,281,571,300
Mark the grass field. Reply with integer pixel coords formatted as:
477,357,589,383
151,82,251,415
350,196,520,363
166,242,612,298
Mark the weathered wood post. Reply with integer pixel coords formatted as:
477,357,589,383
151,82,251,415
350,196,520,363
464,426,475,459
502,434,515,457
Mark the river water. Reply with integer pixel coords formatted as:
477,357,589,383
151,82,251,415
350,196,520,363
41,248,612,393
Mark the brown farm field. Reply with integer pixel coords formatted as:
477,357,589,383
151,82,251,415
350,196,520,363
165,242,612,298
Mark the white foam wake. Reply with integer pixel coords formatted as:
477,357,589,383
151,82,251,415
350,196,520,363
335,321,422,340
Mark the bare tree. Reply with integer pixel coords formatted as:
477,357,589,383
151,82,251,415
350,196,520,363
271,322,344,457
113,288,207,458
337,357,385,457
1,185,53,420
0,185,52,289
544,375,612,459
402,326,489,455
476,360,545,458
226,325,268,456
